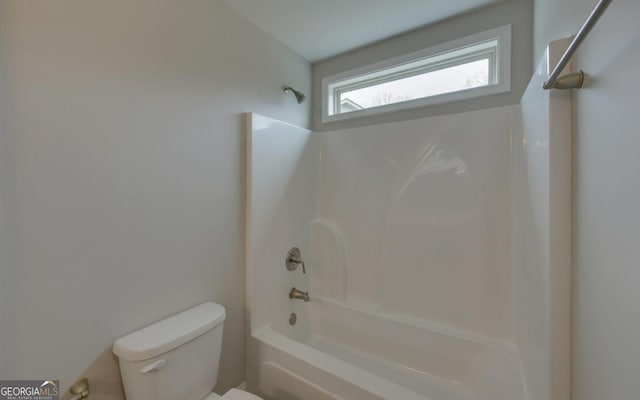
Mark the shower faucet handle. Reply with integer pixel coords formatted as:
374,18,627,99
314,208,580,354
286,247,306,274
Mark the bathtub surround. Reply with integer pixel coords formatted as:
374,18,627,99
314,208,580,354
245,40,572,397
512,39,573,400
316,108,513,338
535,0,640,399
0,0,309,397
244,114,316,397
244,114,316,337
312,0,533,131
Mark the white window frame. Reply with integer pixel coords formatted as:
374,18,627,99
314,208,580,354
321,25,512,123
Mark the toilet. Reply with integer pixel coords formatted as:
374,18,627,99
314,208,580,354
113,302,262,400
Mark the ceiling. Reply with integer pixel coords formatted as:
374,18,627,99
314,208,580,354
222,0,504,62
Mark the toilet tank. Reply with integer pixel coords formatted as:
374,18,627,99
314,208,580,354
113,302,226,400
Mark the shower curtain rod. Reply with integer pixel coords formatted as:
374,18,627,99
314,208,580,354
543,0,613,90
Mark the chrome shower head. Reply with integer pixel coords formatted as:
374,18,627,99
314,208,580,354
283,85,307,104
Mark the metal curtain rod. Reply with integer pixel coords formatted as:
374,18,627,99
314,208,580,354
543,0,613,90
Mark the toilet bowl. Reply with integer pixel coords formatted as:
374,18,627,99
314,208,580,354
113,302,263,400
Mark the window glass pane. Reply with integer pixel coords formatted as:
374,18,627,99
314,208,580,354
339,58,490,113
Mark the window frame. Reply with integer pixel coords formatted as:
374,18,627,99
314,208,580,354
321,25,512,123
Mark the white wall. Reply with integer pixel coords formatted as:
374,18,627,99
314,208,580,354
534,0,640,398
312,0,533,131
0,23,14,378
315,107,514,339
0,1,310,398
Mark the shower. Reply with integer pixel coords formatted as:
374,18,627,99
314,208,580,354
282,85,307,104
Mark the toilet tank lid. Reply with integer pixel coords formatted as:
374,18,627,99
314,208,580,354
113,302,226,361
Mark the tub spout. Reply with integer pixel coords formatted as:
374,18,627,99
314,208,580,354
289,287,310,302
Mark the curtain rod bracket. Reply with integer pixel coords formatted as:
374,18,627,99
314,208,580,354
543,0,612,90
543,71,585,90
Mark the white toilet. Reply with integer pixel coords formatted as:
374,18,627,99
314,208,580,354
113,302,262,400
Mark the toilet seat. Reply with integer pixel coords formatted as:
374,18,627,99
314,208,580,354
221,389,263,400
204,389,263,400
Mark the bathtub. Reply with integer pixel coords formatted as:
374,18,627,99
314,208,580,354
249,298,528,400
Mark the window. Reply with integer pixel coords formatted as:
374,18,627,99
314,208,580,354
322,25,511,122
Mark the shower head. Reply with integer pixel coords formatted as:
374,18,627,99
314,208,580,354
283,85,307,104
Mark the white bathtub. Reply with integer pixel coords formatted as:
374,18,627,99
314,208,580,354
250,298,528,400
